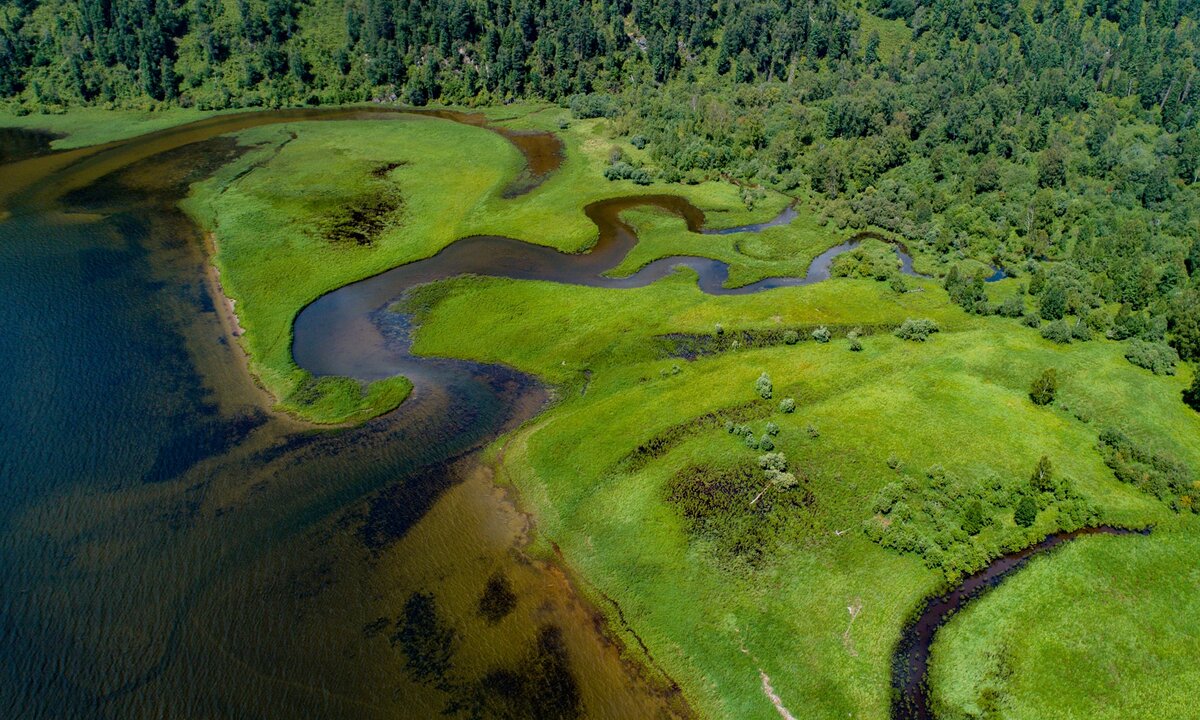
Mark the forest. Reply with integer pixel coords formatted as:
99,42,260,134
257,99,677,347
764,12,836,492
9,0,1198,384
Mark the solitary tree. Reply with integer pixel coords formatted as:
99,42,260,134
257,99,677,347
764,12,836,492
1014,496,1038,528
755,372,773,399
1030,455,1055,492
963,499,985,535
1029,369,1058,405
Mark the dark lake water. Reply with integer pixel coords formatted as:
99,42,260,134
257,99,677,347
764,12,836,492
0,114,690,720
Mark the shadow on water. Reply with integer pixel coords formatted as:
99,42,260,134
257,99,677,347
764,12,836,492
890,525,1151,720
0,126,63,163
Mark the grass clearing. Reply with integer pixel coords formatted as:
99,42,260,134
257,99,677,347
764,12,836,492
0,106,227,149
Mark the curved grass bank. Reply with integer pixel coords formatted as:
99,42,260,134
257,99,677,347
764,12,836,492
928,523,1200,720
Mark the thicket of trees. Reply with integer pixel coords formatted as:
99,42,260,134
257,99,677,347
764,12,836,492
864,456,1100,578
2,0,1197,379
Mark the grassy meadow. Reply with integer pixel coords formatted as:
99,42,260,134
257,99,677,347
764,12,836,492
407,268,1196,718
0,106,227,148
180,106,807,422
929,523,1200,720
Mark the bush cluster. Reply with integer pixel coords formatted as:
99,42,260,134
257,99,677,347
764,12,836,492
1124,340,1179,375
603,161,653,184
1098,428,1195,510
893,318,940,341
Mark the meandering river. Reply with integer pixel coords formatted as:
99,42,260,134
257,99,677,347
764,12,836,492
1,106,1030,720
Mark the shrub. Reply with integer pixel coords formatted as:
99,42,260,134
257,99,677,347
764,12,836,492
603,161,653,185
723,420,734,433
1014,496,1038,527
744,434,759,449
759,435,775,451
1029,455,1055,493
765,421,780,436
1039,283,1067,320
1185,375,1200,412
962,499,985,535
1022,312,1041,328
811,326,831,343
1040,319,1072,344
1124,340,1179,375
1029,369,1058,406
894,318,940,341
1070,319,1092,341
714,323,724,335
630,134,647,149
568,93,619,118
886,453,902,470
849,336,863,352
805,423,820,438
998,295,1025,318
779,398,796,413
755,372,773,399
758,452,788,472
782,330,799,345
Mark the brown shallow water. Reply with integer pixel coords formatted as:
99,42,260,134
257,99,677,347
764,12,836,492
0,111,691,719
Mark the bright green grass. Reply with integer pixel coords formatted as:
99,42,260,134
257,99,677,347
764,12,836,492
857,9,912,58
929,523,1200,720
607,197,835,286
0,106,228,149
408,270,1195,719
181,108,793,422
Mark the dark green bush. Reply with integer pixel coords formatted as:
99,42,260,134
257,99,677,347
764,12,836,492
1029,369,1058,406
1124,340,1179,375
1014,496,1038,527
1184,375,1200,412
1022,312,1042,328
1040,319,1072,344
779,398,796,413
962,499,985,535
